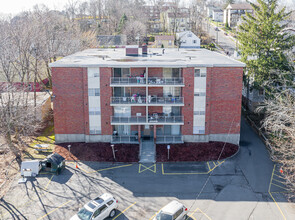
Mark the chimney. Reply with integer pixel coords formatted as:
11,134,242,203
142,43,147,55
126,45,139,56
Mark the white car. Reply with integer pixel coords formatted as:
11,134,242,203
153,200,188,220
71,193,118,220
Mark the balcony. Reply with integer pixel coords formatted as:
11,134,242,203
148,77,184,86
111,115,184,125
111,135,139,144
110,96,184,106
156,135,184,144
110,77,146,87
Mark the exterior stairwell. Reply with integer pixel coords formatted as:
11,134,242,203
139,139,156,163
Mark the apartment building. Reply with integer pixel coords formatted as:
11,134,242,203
50,46,245,145
224,3,253,27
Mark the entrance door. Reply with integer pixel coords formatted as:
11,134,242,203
143,125,152,140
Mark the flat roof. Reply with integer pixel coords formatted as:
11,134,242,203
49,48,245,68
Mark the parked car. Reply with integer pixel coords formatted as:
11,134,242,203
224,32,228,36
71,193,118,220
215,27,219,31
153,200,188,220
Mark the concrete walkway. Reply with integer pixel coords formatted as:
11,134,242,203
139,139,155,163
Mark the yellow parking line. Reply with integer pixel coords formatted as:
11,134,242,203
198,208,212,220
272,178,286,185
70,163,133,174
269,165,287,220
112,202,136,220
139,164,156,173
213,161,216,166
207,162,211,171
37,200,72,220
186,207,199,220
44,175,54,190
271,183,288,191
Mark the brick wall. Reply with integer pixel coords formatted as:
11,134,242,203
206,67,243,134
100,67,113,135
131,87,146,96
148,67,163,77
52,67,86,134
182,67,194,135
148,87,163,96
131,106,146,116
130,67,146,77
149,106,163,114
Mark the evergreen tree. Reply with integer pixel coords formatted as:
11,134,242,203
238,0,295,92
118,13,127,34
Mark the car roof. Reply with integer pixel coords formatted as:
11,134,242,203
84,193,114,212
161,200,184,215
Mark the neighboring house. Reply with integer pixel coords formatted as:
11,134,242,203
212,8,223,22
161,11,190,33
242,86,265,112
97,35,127,47
223,3,253,27
176,31,200,48
143,5,161,33
50,47,245,145
154,35,175,48
206,5,216,18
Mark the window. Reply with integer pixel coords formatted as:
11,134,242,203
259,89,264,96
194,111,205,115
88,88,100,96
193,40,197,44
194,69,200,77
169,40,172,46
107,200,114,206
193,126,205,134
187,33,192,37
89,107,100,115
90,126,101,134
173,208,183,220
201,72,206,77
93,72,99,77
194,92,206,96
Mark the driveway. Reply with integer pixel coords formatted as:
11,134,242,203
0,117,294,220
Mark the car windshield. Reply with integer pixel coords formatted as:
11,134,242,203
77,208,93,220
156,211,173,220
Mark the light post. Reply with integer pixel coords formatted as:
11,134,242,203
111,144,116,161
167,145,170,160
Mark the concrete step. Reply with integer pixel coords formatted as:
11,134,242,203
139,140,156,163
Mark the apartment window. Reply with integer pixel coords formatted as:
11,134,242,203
88,88,100,96
194,92,206,96
90,126,101,134
93,72,99,77
201,72,206,77
193,126,205,134
89,107,101,115
194,69,200,77
194,111,205,115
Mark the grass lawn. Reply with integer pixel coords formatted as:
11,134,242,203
23,124,55,160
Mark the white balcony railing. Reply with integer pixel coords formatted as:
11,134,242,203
148,77,184,85
147,96,184,105
110,77,146,85
148,115,184,123
156,135,184,144
110,115,184,124
111,135,139,144
110,96,147,104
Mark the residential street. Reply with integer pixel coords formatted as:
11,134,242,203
1,116,294,220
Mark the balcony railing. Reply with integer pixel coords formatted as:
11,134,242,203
147,96,184,105
110,77,146,85
156,135,184,144
111,116,146,124
110,96,147,105
148,77,184,85
110,96,184,105
148,115,184,123
111,115,184,124
111,135,139,144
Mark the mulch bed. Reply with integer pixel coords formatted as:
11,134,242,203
156,142,238,162
54,143,139,162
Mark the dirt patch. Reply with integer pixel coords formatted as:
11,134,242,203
54,143,139,162
157,142,238,162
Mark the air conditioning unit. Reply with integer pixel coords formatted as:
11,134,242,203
136,113,142,116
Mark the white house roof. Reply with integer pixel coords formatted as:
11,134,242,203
49,48,246,68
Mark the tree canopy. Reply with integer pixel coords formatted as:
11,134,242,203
237,0,295,92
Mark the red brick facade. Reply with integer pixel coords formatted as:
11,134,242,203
100,67,113,135
181,67,194,135
52,67,86,134
206,67,243,134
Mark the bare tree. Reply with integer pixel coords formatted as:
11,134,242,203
123,20,147,44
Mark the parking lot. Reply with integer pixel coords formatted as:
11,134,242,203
1,158,295,220
1,118,295,220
